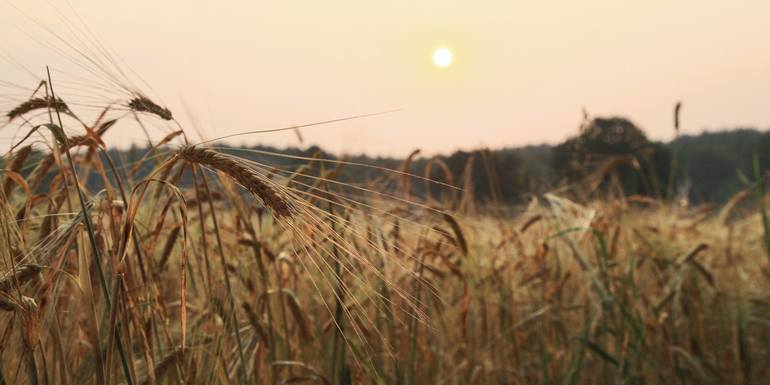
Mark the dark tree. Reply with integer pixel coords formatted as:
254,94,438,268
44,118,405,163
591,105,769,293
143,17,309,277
553,116,670,196
673,129,770,202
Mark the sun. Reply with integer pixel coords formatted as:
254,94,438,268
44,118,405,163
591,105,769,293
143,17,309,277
433,47,453,68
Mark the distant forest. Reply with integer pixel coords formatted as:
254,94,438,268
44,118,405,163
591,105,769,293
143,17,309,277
6,117,770,205
201,118,770,205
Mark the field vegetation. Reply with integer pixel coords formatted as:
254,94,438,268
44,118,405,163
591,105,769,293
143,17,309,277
2,20,770,385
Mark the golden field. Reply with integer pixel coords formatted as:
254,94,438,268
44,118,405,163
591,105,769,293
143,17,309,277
2,93,770,385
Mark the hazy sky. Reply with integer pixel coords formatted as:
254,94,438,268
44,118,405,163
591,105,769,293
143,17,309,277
2,1,770,156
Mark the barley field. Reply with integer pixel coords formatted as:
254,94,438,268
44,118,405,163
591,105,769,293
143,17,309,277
2,87,770,385
2,8,770,385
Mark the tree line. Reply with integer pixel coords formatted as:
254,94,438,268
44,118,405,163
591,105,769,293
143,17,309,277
5,117,768,205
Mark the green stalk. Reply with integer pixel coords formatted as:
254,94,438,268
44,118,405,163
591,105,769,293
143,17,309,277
46,67,134,385
328,200,348,385
406,251,426,385
199,168,249,383
753,152,770,262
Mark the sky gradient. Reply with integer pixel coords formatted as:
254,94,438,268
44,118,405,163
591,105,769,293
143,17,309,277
2,0,770,156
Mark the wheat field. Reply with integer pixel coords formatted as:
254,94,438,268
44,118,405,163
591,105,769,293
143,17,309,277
2,16,770,385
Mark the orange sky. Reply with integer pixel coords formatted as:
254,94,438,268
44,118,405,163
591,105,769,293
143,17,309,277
2,0,770,156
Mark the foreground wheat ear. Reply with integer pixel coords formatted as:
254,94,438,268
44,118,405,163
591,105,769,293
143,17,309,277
176,145,293,217
6,96,69,122
128,95,173,120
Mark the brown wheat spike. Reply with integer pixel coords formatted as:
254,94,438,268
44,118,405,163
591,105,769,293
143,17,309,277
442,212,468,256
158,225,181,270
28,154,56,189
0,264,43,292
177,146,292,217
3,145,33,195
140,347,184,385
241,302,271,348
128,95,173,120
66,118,116,147
6,97,69,121
27,120,115,189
